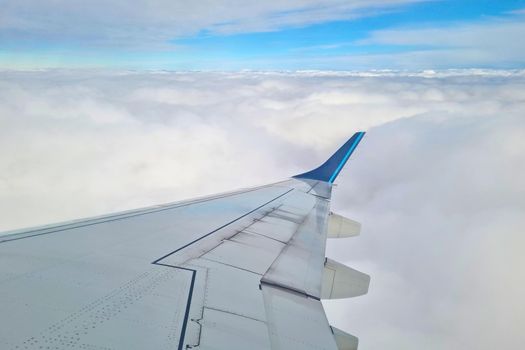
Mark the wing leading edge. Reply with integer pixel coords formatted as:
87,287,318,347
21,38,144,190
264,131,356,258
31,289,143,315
0,133,370,350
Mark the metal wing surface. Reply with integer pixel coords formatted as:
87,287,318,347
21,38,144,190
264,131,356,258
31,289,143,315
0,132,369,350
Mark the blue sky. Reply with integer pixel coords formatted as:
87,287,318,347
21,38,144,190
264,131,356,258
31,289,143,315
1,0,525,70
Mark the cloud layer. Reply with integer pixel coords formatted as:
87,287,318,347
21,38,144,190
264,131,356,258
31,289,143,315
1,69,524,349
353,14,525,68
0,0,419,47
2,2,525,70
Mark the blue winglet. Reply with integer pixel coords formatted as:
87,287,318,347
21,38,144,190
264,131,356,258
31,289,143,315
293,132,365,183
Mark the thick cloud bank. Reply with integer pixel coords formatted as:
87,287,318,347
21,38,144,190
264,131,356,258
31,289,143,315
1,69,524,349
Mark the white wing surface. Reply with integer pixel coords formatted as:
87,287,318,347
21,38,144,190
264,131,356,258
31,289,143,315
0,132,369,350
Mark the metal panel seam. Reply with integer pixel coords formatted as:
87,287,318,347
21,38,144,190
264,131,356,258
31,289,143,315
259,280,321,301
151,262,196,350
152,188,294,264
0,182,294,244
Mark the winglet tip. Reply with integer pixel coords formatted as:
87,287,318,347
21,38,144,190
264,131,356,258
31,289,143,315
293,131,366,183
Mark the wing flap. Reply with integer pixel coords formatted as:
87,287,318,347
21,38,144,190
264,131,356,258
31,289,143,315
262,284,339,350
197,308,271,350
202,235,285,275
261,196,330,299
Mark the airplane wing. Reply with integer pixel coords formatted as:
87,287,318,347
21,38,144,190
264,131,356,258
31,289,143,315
0,132,370,350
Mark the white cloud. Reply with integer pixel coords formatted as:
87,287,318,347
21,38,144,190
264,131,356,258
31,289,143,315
3,2,525,70
325,111,525,350
1,69,524,349
0,0,421,48
349,14,525,68
507,7,525,15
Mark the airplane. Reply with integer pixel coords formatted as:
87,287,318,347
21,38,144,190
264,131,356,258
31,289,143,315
0,132,370,350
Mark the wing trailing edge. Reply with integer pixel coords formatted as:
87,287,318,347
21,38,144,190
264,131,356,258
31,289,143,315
293,132,365,183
